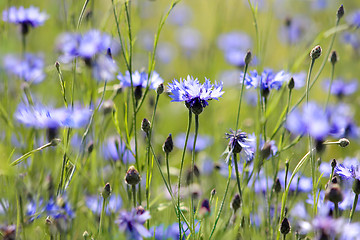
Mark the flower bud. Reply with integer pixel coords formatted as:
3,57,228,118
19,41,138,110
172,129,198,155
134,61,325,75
50,138,61,147
156,83,164,95
325,183,343,204
211,188,216,197
331,159,337,169
55,61,61,72
280,218,291,235
102,182,111,199
87,141,94,155
162,134,173,153
260,141,272,160
231,194,241,213
352,179,360,195
338,138,350,148
198,199,211,218
245,50,252,65
337,5,344,20
288,77,295,90
135,85,143,101
329,51,338,65
136,206,145,215
125,166,141,186
310,45,322,60
103,100,115,115
273,178,281,193
141,118,151,134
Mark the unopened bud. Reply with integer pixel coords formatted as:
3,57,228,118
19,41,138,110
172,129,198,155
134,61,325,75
125,166,141,186
141,118,151,134
337,5,344,20
310,45,322,60
331,159,337,169
50,138,61,147
87,141,94,155
329,51,338,65
260,141,272,160
156,83,164,95
273,178,281,193
338,138,350,148
55,61,61,72
136,206,145,215
103,100,115,115
288,77,295,90
245,50,252,65
231,194,241,212
325,183,343,204
198,199,211,218
280,218,291,235
162,134,173,153
353,179,360,195
102,183,111,199
211,188,216,197
135,86,143,101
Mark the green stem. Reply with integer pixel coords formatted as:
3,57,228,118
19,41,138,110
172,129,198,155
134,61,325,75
349,194,358,222
325,62,335,109
132,185,137,208
233,153,242,200
165,152,171,192
99,197,106,234
235,62,249,131
190,114,199,240
209,162,232,240
177,110,192,239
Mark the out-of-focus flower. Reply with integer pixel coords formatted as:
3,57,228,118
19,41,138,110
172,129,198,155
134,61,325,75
176,27,202,57
168,76,224,115
225,129,255,162
117,71,163,90
346,10,360,28
86,194,122,215
26,199,43,222
168,4,193,26
278,16,312,45
342,32,360,50
156,42,176,64
92,55,118,81
335,164,360,180
174,133,213,152
323,79,358,98
328,103,359,139
2,6,48,34
115,209,151,240
102,136,135,164
3,53,45,84
151,223,182,240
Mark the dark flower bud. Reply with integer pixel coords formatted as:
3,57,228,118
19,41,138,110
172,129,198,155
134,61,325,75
231,194,241,213
141,118,151,134
338,138,350,148
245,50,252,65
329,51,338,65
331,159,337,169
136,206,145,215
260,141,272,160
310,45,322,60
102,182,111,199
189,99,204,115
280,218,291,235
337,5,344,20
352,179,360,195
211,188,216,197
288,77,295,90
325,183,343,204
331,176,338,184
107,48,113,59
87,141,94,155
198,199,211,218
315,140,325,153
135,85,143,101
50,138,61,147
47,127,59,142
285,17,292,27
194,164,200,178
156,83,164,95
162,134,173,153
273,178,281,193
185,169,193,186
55,61,61,72
125,166,141,186
103,100,115,115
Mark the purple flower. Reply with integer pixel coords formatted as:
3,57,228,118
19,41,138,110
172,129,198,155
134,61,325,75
3,53,45,84
92,55,118,81
115,209,151,240
117,71,163,90
176,27,202,56
151,223,182,240
167,4,193,26
45,198,74,220
167,76,224,115
346,10,360,28
328,103,359,139
174,133,213,152
26,199,43,222
342,32,360,50
2,6,48,34
225,129,255,162
240,69,291,94
335,164,360,180
323,79,358,98
278,16,312,45
102,137,135,164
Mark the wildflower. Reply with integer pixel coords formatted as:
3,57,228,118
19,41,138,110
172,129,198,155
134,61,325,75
118,71,163,90
167,4,193,26
168,76,224,115
323,79,358,99
174,133,213,152
176,27,202,57
86,194,122,215
102,136,135,164
225,130,254,162
115,209,151,240
163,134,174,153
26,199,43,222
125,166,141,186
3,53,45,84
45,197,74,233
346,10,360,28
278,16,312,45
341,32,360,50
2,6,48,34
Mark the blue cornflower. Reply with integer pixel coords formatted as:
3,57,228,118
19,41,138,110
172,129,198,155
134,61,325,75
2,6,48,34
151,222,182,240
335,164,360,180
45,197,74,220
323,79,358,98
328,103,359,139
240,69,291,96
342,32,360,50
225,129,255,162
115,209,151,240
86,194,122,215
278,16,312,45
174,133,213,152
346,10,360,28
286,102,330,140
176,27,202,57
167,4,193,26
15,103,92,129
102,137,135,164
117,71,163,90
26,199,43,222
3,53,45,84
167,76,224,115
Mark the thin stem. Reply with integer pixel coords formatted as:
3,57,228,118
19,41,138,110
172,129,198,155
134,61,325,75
334,203,339,218
165,152,171,191
209,162,232,240
132,185,137,208
235,62,249,131
349,194,358,222
99,197,106,234
305,59,315,106
190,114,199,240
233,153,242,199
325,62,335,109
177,110,192,239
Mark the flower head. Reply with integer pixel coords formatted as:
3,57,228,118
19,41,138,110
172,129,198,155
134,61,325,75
2,6,48,34
117,71,163,90
174,133,213,152
86,194,122,215
102,136,135,164
168,76,224,115
115,209,151,240
3,53,45,84
225,129,254,162
323,79,358,98
346,10,360,28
